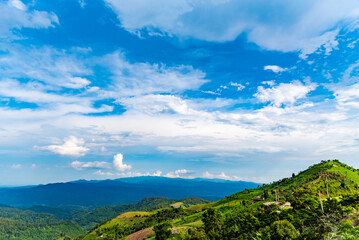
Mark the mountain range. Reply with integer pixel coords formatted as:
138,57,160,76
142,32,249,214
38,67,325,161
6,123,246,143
0,177,259,208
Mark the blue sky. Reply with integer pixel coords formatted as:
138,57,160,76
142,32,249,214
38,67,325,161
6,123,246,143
1,0,359,185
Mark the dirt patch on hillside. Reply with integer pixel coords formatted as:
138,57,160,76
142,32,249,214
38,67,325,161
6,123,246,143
127,227,154,240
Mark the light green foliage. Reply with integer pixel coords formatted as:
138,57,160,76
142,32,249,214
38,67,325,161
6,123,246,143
270,220,299,239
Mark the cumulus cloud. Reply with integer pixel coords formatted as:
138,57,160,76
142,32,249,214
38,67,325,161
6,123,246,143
255,80,317,107
36,136,90,157
104,0,359,56
113,153,132,171
264,65,288,73
71,160,111,169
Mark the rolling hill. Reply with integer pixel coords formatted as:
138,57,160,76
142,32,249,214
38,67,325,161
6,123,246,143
0,196,210,239
78,160,359,240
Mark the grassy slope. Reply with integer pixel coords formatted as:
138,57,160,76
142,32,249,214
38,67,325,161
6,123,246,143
73,197,210,230
79,160,359,239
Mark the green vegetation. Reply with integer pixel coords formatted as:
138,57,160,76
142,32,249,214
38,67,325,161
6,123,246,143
0,217,83,240
4,160,359,239
154,222,172,240
79,160,359,240
0,196,209,239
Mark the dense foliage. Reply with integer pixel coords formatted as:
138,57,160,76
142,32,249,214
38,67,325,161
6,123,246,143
0,197,209,239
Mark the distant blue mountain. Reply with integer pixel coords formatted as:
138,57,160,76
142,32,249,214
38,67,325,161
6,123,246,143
0,177,259,208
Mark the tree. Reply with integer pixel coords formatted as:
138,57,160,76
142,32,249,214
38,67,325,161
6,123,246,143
202,208,223,239
263,189,270,199
270,220,299,239
153,222,172,240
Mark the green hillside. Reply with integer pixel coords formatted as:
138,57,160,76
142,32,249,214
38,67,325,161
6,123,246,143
73,197,210,230
0,197,210,239
78,160,359,240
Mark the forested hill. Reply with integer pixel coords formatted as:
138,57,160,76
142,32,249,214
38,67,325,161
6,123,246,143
0,177,258,208
0,196,210,239
79,160,359,240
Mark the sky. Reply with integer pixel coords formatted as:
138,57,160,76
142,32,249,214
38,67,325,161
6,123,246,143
1,0,359,185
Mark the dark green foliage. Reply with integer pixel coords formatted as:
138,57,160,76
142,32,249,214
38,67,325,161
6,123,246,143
202,209,223,239
0,217,84,240
154,222,172,240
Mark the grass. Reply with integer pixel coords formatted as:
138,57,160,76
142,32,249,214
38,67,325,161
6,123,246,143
171,202,183,208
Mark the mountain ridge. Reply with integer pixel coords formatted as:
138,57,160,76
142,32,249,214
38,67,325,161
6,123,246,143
0,177,258,208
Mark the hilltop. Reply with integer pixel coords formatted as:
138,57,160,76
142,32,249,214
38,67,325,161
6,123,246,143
78,160,359,240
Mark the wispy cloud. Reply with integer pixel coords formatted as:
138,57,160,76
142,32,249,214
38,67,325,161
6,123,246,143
71,160,111,169
0,0,58,38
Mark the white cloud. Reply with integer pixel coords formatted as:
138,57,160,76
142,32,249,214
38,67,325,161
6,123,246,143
104,0,359,56
119,94,192,115
11,164,21,169
94,170,114,176
264,65,287,73
36,136,90,157
165,169,191,178
0,1,58,38
203,171,231,180
0,45,92,89
0,79,83,104
9,0,26,11
78,0,86,8
262,80,276,86
174,169,188,174
334,83,359,109
255,80,317,107
113,153,132,171
71,160,111,169
101,51,207,97
229,82,245,91
203,171,214,178
31,164,36,168
218,172,231,180
152,170,162,176
115,170,162,177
